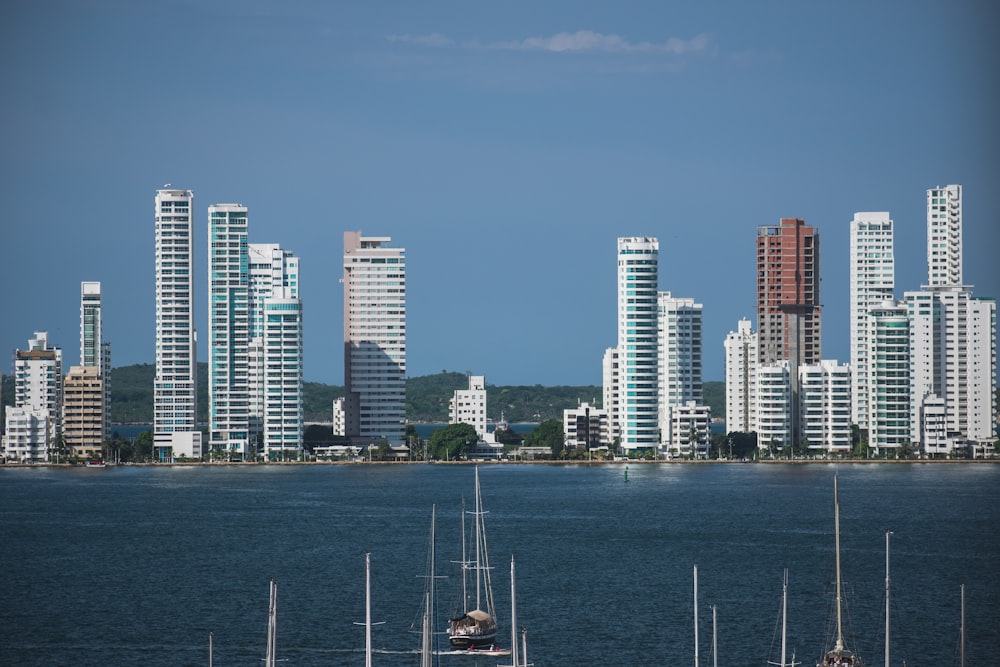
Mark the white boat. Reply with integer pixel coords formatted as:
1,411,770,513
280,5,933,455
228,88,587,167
817,476,862,667
449,467,499,650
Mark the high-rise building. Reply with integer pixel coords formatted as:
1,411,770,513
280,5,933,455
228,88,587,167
154,188,200,461
602,347,622,446
343,232,406,442
63,366,104,459
926,184,962,288
901,185,996,453
756,217,821,366
617,237,660,450
849,212,894,428
867,300,910,454
80,281,111,441
723,318,758,433
261,293,303,459
657,291,703,447
756,218,821,448
248,243,302,460
450,375,487,440
208,203,250,456
798,360,852,454
4,332,62,462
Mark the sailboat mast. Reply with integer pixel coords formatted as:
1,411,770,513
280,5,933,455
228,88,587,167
712,605,717,667
460,498,468,614
885,531,892,667
781,569,788,667
421,591,433,667
365,553,372,667
694,564,699,667
209,631,213,667
475,468,482,612
510,556,519,667
834,475,844,653
960,583,965,667
265,580,278,667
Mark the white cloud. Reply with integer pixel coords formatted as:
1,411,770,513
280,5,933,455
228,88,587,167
385,33,454,47
386,30,713,55
487,30,712,54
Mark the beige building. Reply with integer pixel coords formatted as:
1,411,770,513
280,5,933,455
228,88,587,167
63,366,105,459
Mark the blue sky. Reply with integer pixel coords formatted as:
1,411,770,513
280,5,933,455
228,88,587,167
1,1,997,386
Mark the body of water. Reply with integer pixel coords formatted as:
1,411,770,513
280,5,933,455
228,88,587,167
1,463,996,666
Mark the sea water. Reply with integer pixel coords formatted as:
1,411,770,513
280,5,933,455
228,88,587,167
1,463,997,666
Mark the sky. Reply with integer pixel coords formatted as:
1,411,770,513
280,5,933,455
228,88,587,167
1,1,997,387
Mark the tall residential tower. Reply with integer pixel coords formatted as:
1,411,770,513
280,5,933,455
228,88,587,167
208,203,250,456
616,237,660,450
343,232,406,442
154,188,200,460
849,212,894,428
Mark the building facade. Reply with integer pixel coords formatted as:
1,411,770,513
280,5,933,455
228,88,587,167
154,188,198,460
63,365,104,459
926,184,963,288
261,296,303,459
450,375,487,440
80,282,111,441
601,347,622,446
799,360,852,454
208,203,250,456
723,318,757,433
563,401,609,451
657,292,703,446
4,332,62,462
756,218,821,449
867,301,910,454
617,237,660,450
849,212,894,428
343,232,406,442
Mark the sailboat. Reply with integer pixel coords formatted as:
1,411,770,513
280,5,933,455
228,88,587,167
449,467,499,650
264,579,278,667
817,476,862,667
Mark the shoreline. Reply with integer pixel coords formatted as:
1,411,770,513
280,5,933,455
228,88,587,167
3,458,997,468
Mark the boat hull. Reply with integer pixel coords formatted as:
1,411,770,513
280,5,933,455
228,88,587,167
448,630,498,651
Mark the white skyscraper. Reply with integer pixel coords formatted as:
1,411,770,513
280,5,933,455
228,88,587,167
754,362,791,452
899,184,996,453
154,188,200,461
724,318,758,433
657,291,703,447
617,237,659,451
80,281,111,440
208,203,250,457
926,184,962,288
867,301,910,454
249,243,302,459
343,232,406,442
4,332,62,462
799,360,852,454
849,212,894,428
261,292,303,459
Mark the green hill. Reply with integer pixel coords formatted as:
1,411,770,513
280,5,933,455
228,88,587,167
3,365,724,428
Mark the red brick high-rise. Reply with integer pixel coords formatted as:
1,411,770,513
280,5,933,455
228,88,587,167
756,217,821,367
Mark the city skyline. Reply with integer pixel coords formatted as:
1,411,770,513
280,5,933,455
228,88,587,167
2,2,997,386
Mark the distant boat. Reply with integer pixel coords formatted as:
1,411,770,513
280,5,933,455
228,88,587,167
816,476,862,667
449,467,499,650
84,461,106,468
